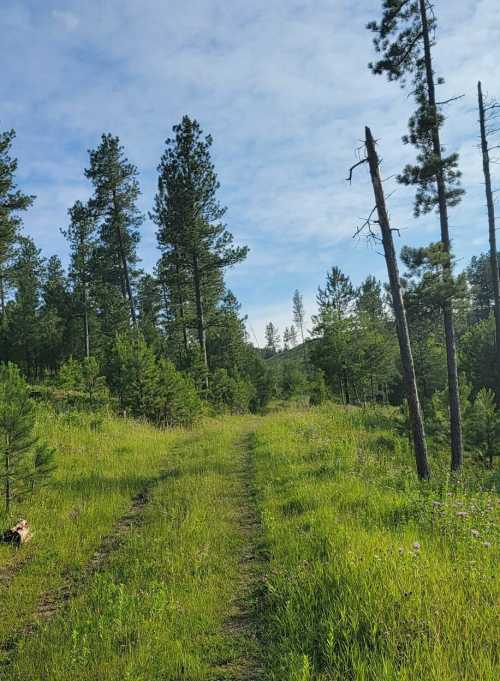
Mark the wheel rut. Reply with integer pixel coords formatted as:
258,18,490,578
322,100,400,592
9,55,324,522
217,429,266,681
0,483,153,670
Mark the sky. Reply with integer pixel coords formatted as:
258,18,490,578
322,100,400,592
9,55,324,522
2,0,500,345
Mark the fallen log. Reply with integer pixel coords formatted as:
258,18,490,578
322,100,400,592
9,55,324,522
2,519,33,546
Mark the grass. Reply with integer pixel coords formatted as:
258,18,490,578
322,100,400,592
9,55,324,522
0,407,188,660
2,414,262,680
251,405,499,680
0,403,498,680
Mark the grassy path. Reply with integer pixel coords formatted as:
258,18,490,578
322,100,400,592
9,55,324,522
2,417,265,681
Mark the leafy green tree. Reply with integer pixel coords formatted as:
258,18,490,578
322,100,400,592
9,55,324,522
209,368,255,414
465,388,500,466
280,361,308,399
356,275,385,320
154,358,201,427
152,116,248,386
0,363,55,514
0,129,34,319
315,266,355,320
309,369,328,406
38,255,73,371
3,236,44,377
264,322,280,357
137,272,164,350
368,0,464,471
466,253,500,324
111,332,158,417
460,317,496,397
62,200,97,358
85,133,142,327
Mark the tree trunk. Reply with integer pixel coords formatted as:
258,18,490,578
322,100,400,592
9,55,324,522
0,271,5,320
83,281,90,358
365,126,430,480
4,437,10,514
192,253,209,390
478,81,500,402
419,0,463,472
175,260,189,358
112,190,136,326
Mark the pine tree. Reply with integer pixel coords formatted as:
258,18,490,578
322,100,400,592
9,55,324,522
152,116,248,388
315,267,355,321
0,129,34,320
264,322,280,357
111,332,158,417
4,236,44,377
85,134,142,327
0,363,55,514
477,82,500,403
62,200,96,358
368,0,464,472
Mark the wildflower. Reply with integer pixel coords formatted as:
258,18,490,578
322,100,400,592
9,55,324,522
412,542,421,552
471,529,480,538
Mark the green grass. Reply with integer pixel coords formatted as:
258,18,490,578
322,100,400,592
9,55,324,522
0,407,188,659
0,403,498,680
252,405,499,680
2,414,261,680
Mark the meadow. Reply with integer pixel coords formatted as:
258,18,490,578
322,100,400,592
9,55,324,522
0,404,498,680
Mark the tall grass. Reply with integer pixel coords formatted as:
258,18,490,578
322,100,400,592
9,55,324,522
0,406,187,657
252,405,499,681
5,416,259,680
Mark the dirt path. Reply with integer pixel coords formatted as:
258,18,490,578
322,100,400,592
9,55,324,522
218,429,266,681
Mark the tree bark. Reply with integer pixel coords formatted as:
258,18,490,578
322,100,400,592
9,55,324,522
112,190,136,326
419,0,463,472
478,81,500,401
0,271,5,320
365,126,430,479
83,281,90,358
192,253,209,390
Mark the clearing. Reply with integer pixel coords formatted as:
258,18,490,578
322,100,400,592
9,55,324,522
0,405,498,680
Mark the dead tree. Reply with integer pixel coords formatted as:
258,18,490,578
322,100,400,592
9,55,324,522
349,128,430,480
478,81,500,400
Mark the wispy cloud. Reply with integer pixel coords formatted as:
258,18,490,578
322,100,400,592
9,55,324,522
2,0,500,342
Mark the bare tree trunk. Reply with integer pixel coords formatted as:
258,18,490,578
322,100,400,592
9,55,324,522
365,126,430,479
419,0,463,472
192,254,209,390
478,81,500,401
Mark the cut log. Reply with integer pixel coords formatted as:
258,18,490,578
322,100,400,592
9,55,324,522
2,519,33,546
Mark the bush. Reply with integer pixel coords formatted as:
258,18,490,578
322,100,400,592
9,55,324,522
154,359,202,427
209,369,255,414
0,362,56,514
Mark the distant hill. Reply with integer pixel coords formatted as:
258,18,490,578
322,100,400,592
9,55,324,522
264,339,318,366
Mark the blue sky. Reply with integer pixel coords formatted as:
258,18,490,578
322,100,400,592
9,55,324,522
3,1,500,344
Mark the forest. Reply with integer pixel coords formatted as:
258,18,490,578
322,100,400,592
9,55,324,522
0,1,498,680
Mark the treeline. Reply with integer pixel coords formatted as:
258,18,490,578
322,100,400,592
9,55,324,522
0,118,278,423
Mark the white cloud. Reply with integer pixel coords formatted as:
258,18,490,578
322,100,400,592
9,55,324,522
3,0,500,342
